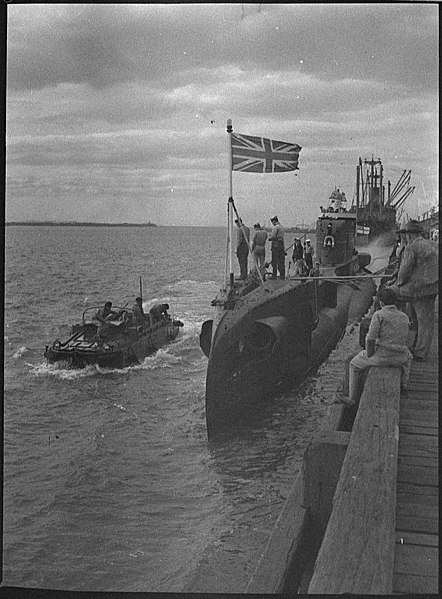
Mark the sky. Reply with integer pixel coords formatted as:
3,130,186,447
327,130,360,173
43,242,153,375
5,3,439,227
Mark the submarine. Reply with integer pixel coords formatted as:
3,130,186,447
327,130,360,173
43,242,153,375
200,191,376,440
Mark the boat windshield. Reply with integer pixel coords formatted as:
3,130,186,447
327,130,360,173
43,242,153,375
82,306,133,323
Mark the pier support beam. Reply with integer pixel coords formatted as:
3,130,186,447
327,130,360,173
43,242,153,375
301,430,350,536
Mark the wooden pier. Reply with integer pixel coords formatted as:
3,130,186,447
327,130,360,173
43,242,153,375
246,319,439,594
393,338,439,594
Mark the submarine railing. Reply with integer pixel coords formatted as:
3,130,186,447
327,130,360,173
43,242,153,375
287,273,393,281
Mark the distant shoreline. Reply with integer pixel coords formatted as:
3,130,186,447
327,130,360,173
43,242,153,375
5,221,158,227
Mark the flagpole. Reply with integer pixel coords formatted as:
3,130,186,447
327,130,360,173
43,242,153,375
227,119,234,288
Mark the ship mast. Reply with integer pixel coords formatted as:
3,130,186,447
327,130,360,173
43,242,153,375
364,155,382,215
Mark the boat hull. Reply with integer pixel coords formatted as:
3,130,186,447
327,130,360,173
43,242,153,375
45,319,182,369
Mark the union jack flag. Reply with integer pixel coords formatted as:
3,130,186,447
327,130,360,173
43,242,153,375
231,133,301,173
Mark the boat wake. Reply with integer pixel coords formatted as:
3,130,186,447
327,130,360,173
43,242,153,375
29,361,100,380
13,346,29,359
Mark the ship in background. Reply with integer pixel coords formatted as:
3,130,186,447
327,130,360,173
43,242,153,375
414,206,439,241
350,156,415,245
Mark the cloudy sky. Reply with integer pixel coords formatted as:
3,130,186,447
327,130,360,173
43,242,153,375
6,3,439,226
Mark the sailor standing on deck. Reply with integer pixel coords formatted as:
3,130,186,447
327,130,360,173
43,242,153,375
235,218,250,280
388,220,439,362
269,216,286,279
251,223,268,269
292,238,305,276
304,239,315,273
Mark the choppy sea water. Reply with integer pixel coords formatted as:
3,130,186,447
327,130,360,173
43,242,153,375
3,225,390,592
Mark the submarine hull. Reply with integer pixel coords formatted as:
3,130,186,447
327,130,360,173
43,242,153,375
203,275,375,439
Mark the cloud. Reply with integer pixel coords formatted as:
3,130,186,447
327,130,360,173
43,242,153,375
8,4,438,92
5,3,439,224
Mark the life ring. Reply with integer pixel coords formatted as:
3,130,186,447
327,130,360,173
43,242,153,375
324,235,335,248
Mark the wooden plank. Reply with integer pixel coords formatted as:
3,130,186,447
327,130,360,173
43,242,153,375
398,444,438,458
403,388,438,395
400,420,438,431
394,544,438,577
401,399,439,409
396,464,439,487
400,412,438,425
399,434,438,448
405,399,438,406
406,385,438,392
245,474,309,593
301,431,350,531
408,384,439,395
397,482,438,498
409,362,438,371
395,515,439,534
400,425,438,436
401,399,439,410
396,502,438,521
398,455,439,469
397,491,438,506
395,531,438,547
400,406,438,417
308,367,400,594
393,573,439,594
405,395,438,402
406,386,438,393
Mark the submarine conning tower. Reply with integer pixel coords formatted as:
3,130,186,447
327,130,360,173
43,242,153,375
316,188,357,266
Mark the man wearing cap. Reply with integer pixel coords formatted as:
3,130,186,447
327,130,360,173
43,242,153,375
389,219,438,361
234,218,250,280
251,223,267,269
268,216,286,279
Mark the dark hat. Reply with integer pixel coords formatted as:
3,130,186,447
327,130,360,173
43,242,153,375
270,215,278,222
401,220,424,234
105,301,112,307
253,222,261,228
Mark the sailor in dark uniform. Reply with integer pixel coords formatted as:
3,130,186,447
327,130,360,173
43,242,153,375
149,303,170,322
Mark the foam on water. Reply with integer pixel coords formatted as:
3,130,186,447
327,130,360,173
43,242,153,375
13,346,28,359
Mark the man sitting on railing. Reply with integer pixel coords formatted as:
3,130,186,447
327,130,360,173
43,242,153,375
339,287,412,406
